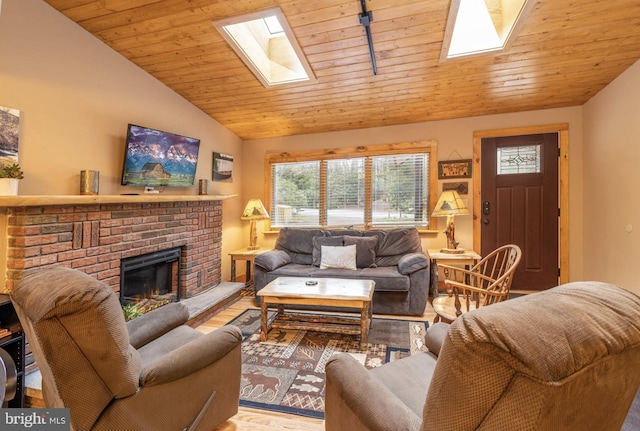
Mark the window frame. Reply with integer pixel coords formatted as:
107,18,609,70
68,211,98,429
264,141,439,231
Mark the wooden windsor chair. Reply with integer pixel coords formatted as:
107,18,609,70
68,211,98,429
432,244,522,323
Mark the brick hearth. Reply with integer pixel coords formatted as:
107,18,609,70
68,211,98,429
1,198,225,298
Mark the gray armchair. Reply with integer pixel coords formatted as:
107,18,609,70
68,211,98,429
10,267,242,431
325,281,640,431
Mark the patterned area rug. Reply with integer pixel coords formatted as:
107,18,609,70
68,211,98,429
227,308,429,419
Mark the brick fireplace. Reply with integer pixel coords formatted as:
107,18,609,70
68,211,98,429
0,196,229,298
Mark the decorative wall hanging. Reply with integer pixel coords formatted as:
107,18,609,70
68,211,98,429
443,181,469,195
0,106,22,195
0,106,20,166
213,152,234,182
438,159,472,179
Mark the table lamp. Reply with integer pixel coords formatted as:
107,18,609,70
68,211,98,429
431,190,470,254
241,198,270,250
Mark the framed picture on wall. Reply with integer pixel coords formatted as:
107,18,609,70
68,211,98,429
212,152,233,182
0,106,20,166
438,159,472,179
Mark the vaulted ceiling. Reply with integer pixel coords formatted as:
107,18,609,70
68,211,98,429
45,0,640,140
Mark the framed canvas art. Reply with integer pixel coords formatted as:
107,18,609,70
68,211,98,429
213,152,234,181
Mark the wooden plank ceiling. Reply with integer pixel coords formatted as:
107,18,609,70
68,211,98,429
45,0,640,140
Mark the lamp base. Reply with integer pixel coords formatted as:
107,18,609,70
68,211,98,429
440,248,465,254
247,245,260,251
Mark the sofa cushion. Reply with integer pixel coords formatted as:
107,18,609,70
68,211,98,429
276,227,326,265
320,245,357,270
326,229,363,237
268,263,319,279
254,250,291,271
372,228,423,267
397,253,428,275
344,235,378,268
359,266,411,291
312,236,344,266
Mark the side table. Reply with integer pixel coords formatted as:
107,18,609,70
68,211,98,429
229,247,268,287
427,249,481,298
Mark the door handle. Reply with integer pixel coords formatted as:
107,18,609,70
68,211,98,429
483,219,490,225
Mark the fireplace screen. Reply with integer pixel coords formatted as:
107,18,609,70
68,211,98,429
120,247,181,312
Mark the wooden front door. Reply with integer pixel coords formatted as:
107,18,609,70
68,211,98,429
480,133,559,291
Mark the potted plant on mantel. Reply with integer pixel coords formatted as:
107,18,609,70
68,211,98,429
0,163,23,196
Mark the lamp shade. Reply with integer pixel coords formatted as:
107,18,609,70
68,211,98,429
240,198,270,220
431,190,470,217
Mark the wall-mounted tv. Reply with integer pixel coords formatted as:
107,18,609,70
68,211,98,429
121,124,200,187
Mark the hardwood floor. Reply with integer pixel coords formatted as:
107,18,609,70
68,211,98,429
203,295,435,431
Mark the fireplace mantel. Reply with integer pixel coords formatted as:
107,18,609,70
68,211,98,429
0,194,236,207
0,195,235,293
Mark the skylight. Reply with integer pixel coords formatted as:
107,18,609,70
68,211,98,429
213,8,315,88
263,16,283,36
441,0,535,61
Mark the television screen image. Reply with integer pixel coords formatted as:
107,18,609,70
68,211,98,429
121,124,200,187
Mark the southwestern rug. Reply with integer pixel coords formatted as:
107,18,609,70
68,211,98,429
227,308,429,419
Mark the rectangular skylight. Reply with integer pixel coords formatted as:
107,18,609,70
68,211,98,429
441,0,536,61
213,8,315,88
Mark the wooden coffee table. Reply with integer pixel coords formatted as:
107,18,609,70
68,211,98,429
256,277,375,349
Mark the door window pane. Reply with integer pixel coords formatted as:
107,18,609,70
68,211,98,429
497,145,541,174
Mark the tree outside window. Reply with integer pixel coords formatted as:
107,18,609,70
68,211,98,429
267,142,437,229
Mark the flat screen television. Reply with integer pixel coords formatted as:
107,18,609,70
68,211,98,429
121,124,200,187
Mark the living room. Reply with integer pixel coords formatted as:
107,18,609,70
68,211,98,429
3,0,639,292
1,0,640,429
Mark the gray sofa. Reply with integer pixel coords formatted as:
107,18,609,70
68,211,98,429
253,227,430,315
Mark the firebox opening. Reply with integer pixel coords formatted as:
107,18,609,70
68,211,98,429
120,247,182,313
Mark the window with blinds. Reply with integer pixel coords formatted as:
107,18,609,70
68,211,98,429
271,161,320,226
267,142,437,229
371,154,428,226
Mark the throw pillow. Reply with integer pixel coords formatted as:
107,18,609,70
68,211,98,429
312,236,343,266
343,235,378,268
320,244,357,270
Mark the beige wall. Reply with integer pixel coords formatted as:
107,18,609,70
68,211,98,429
0,0,246,281
243,107,585,282
583,59,640,294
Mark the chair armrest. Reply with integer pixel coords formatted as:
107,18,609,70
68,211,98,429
444,274,501,293
254,250,291,271
424,322,449,357
325,353,421,431
139,325,242,386
438,264,497,286
398,253,428,275
436,263,479,278
127,302,189,349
